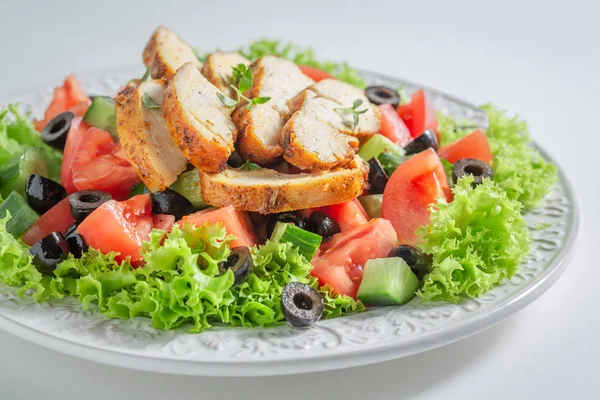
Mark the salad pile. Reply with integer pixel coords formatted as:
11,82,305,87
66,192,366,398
0,27,557,332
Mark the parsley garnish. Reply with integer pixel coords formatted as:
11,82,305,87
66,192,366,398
217,64,271,109
141,67,151,82
142,93,160,109
239,160,261,171
336,99,368,131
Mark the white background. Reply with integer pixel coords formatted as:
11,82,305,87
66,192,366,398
0,0,597,398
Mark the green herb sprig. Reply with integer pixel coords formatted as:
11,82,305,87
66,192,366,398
336,99,368,131
239,160,261,171
142,93,160,109
217,64,271,109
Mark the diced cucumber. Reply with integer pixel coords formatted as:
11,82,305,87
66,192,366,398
0,148,52,198
83,96,117,138
0,191,39,238
170,170,208,209
358,134,405,162
359,194,383,219
270,221,322,261
357,258,419,306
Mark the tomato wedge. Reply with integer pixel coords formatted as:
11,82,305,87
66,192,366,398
311,218,398,298
179,206,257,248
396,89,439,143
34,75,91,131
382,148,451,245
22,197,75,246
378,104,412,147
300,199,369,232
298,65,334,82
77,194,154,264
61,122,140,200
438,129,493,165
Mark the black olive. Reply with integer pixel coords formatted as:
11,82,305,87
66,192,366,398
367,157,389,194
151,189,195,220
64,223,78,238
66,230,88,259
403,129,438,155
40,111,75,150
452,158,493,186
307,212,340,239
30,232,70,275
25,174,67,215
281,282,324,329
227,151,243,168
266,212,303,238
388,245,430,280
219,246,253,284
69,190,112,223
365,86,401,108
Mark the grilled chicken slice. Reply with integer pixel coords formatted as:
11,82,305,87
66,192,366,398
201,52,250,98
116,79,188,192
199,155,368,214
281,79,380,170
143,26,202,79
163,62,237,173
232,56,314,165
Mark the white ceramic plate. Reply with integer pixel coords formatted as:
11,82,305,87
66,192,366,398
0,66,579,376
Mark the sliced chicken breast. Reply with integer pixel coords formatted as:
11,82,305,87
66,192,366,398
163,62,236,173
281,79,381,170
116,79,188,192
143,26,202,79
199,156,368,214
201,52,250,98
232,56,314,165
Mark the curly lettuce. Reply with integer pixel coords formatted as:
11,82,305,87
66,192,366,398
417,177,531,302
238,39,366,88
438,105,556,208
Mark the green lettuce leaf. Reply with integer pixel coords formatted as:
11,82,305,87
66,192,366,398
417,176,531,303
437,105,557,208
238,39,366,88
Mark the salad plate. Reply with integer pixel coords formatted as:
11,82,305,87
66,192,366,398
0,65,578,376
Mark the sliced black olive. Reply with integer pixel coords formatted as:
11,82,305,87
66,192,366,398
25,174,67,215
452,158,493,186
227,151,243,168
219,246,253,284
367,157,389,194
403,129,438,155
66,231,88,259
388,245,430,280
281,282,324,329
365,85,400,108
69,190,112,223
307,211,340,239
151,189,195,220
64,223,78,238
266,212,302,238
30,232,70,275
40,111,75,150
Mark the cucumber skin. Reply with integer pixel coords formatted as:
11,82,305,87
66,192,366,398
83,96,117,138
271,222,322,261
357,258,419,306
0,191,39,238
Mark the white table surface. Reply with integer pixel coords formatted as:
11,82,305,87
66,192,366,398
0,0,597,398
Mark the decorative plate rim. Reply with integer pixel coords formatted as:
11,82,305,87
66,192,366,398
0,65,579,376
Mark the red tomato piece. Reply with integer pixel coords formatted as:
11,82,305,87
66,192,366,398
22,197,75,246
77,194,153,264
179,206,257,248
396,89,439,143
438,129,493,165
378,104,413,147
61,124,140,200
311,218,398,298
152,214,176,231
300,199,369,233
382,148,451,245
34,75,91,131
298,65,335,82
